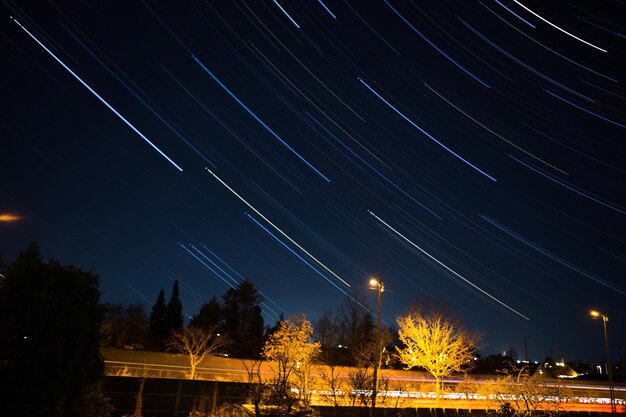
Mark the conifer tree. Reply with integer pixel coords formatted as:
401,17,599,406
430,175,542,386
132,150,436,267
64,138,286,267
149,289,168,349
166,279,183,334
190,296,222,331
222,280,264,358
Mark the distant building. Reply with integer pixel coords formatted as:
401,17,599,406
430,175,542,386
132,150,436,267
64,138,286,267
534,359,578,379
472,354,518,375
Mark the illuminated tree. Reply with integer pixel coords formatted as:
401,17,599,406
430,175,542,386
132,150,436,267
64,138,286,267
484,366,571,415
262,313,320,414
168,325,229,379
396,308,480,398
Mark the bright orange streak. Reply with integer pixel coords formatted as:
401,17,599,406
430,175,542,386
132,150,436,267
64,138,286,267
0,214,22,222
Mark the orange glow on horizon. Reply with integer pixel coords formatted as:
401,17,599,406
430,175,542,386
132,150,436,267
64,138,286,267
0,213,22,222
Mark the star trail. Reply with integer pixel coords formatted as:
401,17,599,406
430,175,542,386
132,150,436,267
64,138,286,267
2,0,624,362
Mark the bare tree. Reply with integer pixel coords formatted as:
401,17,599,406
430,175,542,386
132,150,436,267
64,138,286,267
167,325,228,379
395,307,481,399
485,366,571,415
347,364,372,409
132,377,145,417
318,364,347,410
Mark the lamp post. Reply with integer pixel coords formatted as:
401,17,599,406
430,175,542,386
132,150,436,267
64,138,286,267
524,335,531,363
590,310,616,414
369,278,384,417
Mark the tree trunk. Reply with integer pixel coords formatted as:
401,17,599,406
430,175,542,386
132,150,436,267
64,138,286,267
134,377,145,417
189,354,196,379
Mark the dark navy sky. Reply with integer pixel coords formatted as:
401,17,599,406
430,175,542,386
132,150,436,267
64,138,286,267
2,0,625,363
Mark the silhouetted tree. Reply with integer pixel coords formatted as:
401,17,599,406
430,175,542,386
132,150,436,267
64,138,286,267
101,303,148,348
506,346,519,361
266,313,285,338
0,243,112,417
222,280,264,358
166,279,183,334
314,308,341,365
190,296,222,331
335,297,374,366
149,289,168,349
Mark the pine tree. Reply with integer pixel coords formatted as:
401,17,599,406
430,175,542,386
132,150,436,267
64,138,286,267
149,289,168,350
222,280,265,358
166,279,183,334
190,296,222,331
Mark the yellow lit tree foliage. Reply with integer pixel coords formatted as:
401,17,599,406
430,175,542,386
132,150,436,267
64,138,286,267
262,313,320,413
396,309,480,398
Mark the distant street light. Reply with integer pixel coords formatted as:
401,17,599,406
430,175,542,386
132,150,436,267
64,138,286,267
590,310,616,414
369,278,384,417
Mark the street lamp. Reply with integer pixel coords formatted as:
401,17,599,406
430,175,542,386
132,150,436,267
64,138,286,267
369,278,384,417
590,310,616,414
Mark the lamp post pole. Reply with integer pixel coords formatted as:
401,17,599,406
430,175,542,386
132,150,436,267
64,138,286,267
524,335,531,363
591,310,616,414
370,278,384,417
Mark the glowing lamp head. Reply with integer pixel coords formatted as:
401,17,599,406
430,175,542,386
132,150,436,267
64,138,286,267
369,278,379,287
590,310,601,318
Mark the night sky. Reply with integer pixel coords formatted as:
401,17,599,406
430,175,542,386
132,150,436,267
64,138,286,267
2,0,625,363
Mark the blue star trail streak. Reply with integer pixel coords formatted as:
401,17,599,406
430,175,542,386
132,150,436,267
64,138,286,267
272,0,301,29
246,212,347,293
458,17,597,104
317,0,337,20
178,242,237,289
384,0,491,89
178,247,282,321
188,243,281,318
358,77,498,182
10,17,183,172
479,214,626,295
205,168,350,288
421,81,569,175
494,0,536,28
508,154,626,214
194,56,331,183
59,23,217,169
368,210,530,320
305,110,443,220
198,243,285,315
543,89,626,129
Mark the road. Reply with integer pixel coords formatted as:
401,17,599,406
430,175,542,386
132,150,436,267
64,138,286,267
102,348,625,413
